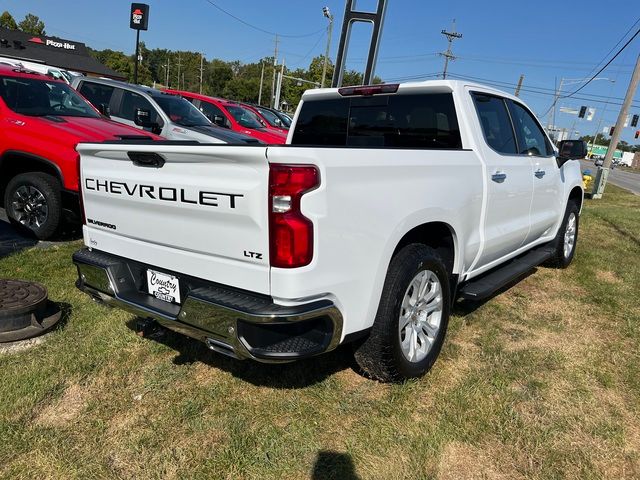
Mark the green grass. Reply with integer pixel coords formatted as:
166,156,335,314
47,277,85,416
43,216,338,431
1,185,639,479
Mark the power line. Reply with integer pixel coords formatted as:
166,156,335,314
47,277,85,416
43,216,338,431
581,16,640,80
445,73,637,108
563,26,640,99
201,0,326,38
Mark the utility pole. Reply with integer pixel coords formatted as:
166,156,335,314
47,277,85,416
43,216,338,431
176,53,181,90
321,6,334,88
199,53,204,94
439,20,462,79
271,34,279,109
258,61,265,106
593,53,640,199
515,74,524,97
274,59,285,111
165,56,170,87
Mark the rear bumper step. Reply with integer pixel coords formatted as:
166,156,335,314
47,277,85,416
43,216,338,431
73,248,343,362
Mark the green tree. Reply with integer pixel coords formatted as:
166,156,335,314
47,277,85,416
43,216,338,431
18,13,45,35
0,11,17,30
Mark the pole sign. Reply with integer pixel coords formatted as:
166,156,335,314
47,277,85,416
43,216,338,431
130,3,149,30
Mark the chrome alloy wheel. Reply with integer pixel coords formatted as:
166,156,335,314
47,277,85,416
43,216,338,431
11,185,49,229
398,269,443,363
563,212,577,259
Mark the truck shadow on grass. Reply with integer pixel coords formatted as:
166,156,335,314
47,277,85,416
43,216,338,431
125,319,358,389
123,269,540,389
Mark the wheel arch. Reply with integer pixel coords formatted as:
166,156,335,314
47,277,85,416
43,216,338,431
392,221,459,276
0,150,64,206
568,185,583,213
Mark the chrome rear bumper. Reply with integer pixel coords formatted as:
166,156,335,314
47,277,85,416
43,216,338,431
73,248,343,362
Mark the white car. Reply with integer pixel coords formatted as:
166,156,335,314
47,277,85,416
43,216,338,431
73,80,585,382
71,77,259,144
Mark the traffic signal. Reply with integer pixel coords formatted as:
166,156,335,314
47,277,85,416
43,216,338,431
632,114,639,127
578,106,587,118
609,126,615,136
636,130,640,139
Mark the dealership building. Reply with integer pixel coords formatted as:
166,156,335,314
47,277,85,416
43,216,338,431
0,27,123,79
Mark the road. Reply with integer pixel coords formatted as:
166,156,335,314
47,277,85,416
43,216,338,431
579,160,639,195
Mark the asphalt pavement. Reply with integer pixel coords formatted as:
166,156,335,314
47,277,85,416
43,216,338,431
579,160,640,195
0,208,74,259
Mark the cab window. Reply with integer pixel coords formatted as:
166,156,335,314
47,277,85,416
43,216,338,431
507,100,552,156
118,90,161,125
472,93,517,155
78,82,114,110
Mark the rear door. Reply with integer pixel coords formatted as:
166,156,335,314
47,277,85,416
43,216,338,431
471,92,533,268
77,143,271,294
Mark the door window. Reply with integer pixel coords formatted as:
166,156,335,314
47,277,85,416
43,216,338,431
507,100,552,156
78,81,114,109
199,101,230,127
118,91,154,120
472,93,517,155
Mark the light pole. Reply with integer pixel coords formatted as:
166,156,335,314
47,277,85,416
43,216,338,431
321,6,334,89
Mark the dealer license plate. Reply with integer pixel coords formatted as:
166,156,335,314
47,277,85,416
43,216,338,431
147,269,181,304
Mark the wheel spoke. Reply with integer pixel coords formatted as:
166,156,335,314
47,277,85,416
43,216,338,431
398,268,445,364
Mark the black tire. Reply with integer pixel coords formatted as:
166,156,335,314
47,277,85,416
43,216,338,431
4,173,62,240
354,244,451,382
544,201,579,269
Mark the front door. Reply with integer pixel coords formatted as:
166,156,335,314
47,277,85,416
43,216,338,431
506,99,562,244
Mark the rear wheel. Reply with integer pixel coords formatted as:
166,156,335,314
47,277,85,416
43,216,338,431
4,173,62,240
545,201,579,269
354,244,451,382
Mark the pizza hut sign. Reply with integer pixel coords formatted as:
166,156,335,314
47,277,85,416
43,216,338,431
47,39,75,50
130,3,149,31
28,37,76,50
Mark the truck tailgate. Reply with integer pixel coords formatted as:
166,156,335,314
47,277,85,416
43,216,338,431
77,143,271,294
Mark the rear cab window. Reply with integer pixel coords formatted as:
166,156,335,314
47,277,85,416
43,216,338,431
291,91,462,149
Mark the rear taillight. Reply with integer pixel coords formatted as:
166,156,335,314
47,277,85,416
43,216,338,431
269,164,319,268
76,154,86,225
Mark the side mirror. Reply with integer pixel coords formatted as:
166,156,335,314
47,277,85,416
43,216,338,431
558,140,587,160
134,108,158,129
97,103,110,117
213,115,229,128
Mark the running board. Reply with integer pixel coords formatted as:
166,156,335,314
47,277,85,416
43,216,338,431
459,247,554,301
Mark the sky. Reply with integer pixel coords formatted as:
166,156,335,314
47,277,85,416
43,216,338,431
3,0,640,144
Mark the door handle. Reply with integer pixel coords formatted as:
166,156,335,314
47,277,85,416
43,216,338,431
534,169,546,178
491,172,507,183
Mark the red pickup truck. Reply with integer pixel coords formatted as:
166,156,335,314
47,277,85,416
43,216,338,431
0,65,158,239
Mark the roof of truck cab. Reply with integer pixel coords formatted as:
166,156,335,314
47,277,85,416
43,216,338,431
72,76,174,99
301,80,516,102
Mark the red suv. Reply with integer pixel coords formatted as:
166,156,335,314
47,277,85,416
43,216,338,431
164,89,286,144
0,66,159,239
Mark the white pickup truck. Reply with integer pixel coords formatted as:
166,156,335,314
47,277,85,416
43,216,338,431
73,80,586,382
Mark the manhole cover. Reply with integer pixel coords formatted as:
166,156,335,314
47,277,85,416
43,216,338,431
0,279,61,343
